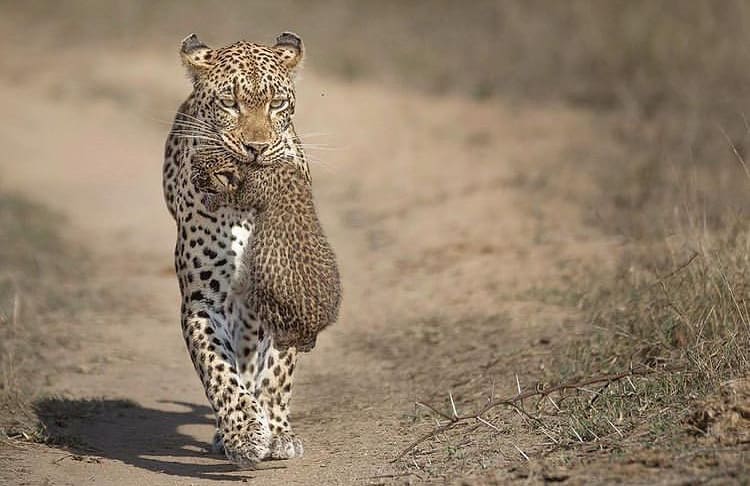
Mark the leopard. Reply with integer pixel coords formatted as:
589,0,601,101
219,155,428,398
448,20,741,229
162,31,316,467
190,151,341,353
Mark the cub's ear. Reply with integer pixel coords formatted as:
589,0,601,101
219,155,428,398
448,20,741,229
273,32,304,71
180,33,214,82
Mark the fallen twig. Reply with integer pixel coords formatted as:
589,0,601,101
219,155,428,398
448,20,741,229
415,401,451,421
392,366,682,463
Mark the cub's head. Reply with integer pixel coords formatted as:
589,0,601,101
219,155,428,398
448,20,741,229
190,152,240,196
179,32,304,165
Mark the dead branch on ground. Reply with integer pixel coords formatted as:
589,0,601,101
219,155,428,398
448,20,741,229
392,366,685,463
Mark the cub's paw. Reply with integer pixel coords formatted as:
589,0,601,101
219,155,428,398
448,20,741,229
269,431,304,460
217,410,271,469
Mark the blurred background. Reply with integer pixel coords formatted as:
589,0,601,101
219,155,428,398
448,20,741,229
1,1,750,484
4,0,750,232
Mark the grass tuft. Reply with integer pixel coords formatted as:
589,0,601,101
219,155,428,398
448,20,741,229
558,225,750,442
0,192,93,447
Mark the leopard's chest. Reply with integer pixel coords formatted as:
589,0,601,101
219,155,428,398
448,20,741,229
228,218,255,291
174,197,257,306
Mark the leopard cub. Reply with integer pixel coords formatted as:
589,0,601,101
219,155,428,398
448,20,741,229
191,152,341,352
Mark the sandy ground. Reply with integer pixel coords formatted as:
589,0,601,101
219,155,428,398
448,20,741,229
0,44,620,485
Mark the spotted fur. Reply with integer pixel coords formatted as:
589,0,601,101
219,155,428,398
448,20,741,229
162,32,312,467
191,152,341,352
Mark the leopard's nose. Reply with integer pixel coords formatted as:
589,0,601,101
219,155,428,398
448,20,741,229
243,141,269,160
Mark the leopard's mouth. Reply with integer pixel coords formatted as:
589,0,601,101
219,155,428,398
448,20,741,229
213,142,251,165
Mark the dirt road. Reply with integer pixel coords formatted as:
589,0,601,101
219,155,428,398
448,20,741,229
0,45,617,484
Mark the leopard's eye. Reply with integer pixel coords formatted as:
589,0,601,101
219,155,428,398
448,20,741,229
269,98,289,111
219,97,237,110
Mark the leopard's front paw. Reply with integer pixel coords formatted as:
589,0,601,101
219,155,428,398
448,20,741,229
211,429,225,455
217,409,271,469
269,431,304,460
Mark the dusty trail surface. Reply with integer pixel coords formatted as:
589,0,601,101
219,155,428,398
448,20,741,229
0,45,615,485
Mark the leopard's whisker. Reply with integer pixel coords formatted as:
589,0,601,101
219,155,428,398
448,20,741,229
194,144,226,151
295,146,344,152
295,143,335,148
170,125,221,135
172,131,221,143
144,115,187,126
295,132,332,138
171,119,218,130
171,125,220,136
195,149,229,157
170,129,221,138
175,111,215,128
288,153,336,172
174,122,215,134
172,135,225,143
197,145,226,155
143,112,213,129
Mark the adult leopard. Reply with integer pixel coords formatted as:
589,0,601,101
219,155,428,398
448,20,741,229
162,32,312,467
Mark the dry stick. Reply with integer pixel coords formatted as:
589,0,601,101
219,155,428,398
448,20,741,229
649,251,699,289
360,472,417,481
476,415,501,432
391,366,683,463
513,443,530,461
547,395,562,412
415,401,452,421
606,418,624,438
448,392,459,418
12,291,20,327
587,380,612,408
719,124,750,181
508,401,543,425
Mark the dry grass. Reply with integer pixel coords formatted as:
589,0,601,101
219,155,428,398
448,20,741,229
538,3,750,475
545,5,750,476
546,226,750,472
0,193,94,447
394,225,750,482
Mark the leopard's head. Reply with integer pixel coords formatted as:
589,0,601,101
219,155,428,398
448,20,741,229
178,32,304,166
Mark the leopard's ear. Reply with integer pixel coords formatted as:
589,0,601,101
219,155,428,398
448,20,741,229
273,32,304,72
180,33,214,82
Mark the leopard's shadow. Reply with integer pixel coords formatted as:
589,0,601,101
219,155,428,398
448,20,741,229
33,397,266,481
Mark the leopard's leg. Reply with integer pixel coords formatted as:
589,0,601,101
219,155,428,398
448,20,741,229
180,304,271,467
255,326,302,460
219,298,264,453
